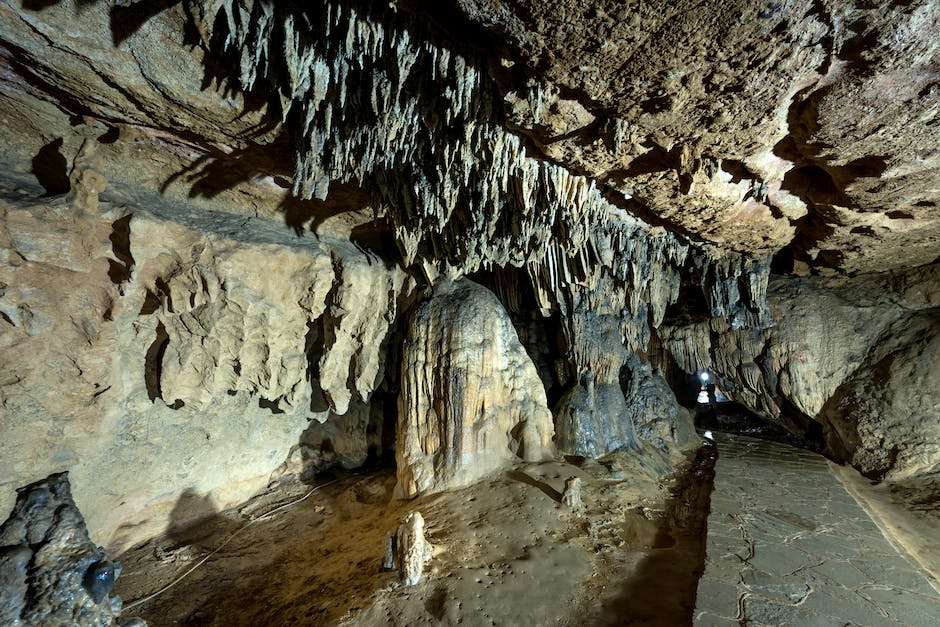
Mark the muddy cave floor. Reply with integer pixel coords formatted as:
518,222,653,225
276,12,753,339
114,427,940,626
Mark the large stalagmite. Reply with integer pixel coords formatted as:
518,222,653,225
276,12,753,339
396,279,554,498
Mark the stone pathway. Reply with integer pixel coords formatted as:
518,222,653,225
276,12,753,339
694,433,940,626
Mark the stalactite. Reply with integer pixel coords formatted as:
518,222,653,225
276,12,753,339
187,0,773,369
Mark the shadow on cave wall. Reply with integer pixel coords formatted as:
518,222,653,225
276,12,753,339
30,137,70,195
165,488,238,551
24,1,185,48
771,80,889,272
290,298,407,483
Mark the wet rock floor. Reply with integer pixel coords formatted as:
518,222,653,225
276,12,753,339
695,432,940,626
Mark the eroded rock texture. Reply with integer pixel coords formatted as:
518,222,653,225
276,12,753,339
660,262,940,480
396,279,554,498
0,473,144,627
0,186,410,550
451,0,940,274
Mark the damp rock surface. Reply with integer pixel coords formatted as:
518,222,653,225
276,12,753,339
451,0,940,273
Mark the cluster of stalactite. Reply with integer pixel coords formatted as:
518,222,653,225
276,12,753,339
188,0,772,354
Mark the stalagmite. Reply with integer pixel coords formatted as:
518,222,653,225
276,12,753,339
389,511,432,586
396,279,555,497
561,477,583,511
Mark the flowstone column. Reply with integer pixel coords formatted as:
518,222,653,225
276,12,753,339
395,279,555,498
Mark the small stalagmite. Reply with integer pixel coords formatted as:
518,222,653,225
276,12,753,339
562,476,583,511
386,511,433,586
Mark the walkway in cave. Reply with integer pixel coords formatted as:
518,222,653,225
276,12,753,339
695,433,940,626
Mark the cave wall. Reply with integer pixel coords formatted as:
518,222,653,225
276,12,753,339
1,0,937,552
0,176,410,551
660,262,940,480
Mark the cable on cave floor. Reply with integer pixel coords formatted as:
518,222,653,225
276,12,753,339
121,475,354,613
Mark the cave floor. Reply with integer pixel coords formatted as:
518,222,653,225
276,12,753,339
114,447,711,626
695,432,940,626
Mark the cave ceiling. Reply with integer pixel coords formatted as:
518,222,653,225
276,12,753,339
0,0,937,276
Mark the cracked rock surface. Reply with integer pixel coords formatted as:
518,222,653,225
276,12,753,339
695,434,940,626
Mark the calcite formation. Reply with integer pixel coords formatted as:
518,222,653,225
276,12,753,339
396,279,554,498
188,0,773,332
390,511,433,586
0,189,410,549
0,0,937,588
451,0,940,274
0,473,144,627
561,477,583,512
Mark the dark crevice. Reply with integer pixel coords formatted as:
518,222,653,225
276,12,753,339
887,210,914,219
304,319,330,414
154,277,173,313
138,290,162,316
107,214,135,285
663,282,711,326
144,321,170,402
31,138,70,196
770,245,795,274
258,397,285,414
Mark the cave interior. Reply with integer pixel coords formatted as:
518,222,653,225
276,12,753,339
0,1,938,625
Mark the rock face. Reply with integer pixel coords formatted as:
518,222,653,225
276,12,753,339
659,262,940,480
0,473,144,627
396,279,554,498
821,309,940,480
450,0,940,274
0,186,410,551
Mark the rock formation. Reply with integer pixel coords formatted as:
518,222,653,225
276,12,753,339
388,511,433,586
396,279,554,498
0,187,411,550
561,477,583,512
658,262,940,480
450,0,940,274
0,0,937,599
0,473,144,627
